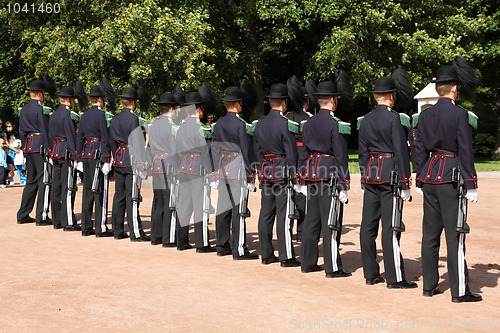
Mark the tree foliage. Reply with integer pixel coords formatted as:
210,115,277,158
1,0,499,153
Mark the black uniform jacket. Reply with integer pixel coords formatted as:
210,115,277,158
253,109,298,183
49,104,77,160
77,105,110,163
212,112,255,183
175,116,212,176
19,99,50,154
414,97,477,189
358,104,411,190
149,115,176,174
300,109,350,190
109,108,141,168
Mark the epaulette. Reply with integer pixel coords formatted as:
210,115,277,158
245,119,259,136
17,107,22,116
70,111,80,123
42,106,52,116
198,121,213,139
138,116,147,128
105,112,113,128
467,111,478,130
399,113,411,129
281,114,300,134
333,116,351,135
412,114,419,128
356,116,364,131
300,119,308,132
170,121,179,137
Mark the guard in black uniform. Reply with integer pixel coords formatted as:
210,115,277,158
149,93,178,246
212,83,259,260
110,82,151,242
175,86,216,253
17,75,55,225
76,79,115,237
358,67,416,289
49,84,86,231
285,75,313,242
415,56,482,302
253,83,300,267
300,76,352,278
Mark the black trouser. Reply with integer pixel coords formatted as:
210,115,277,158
295,192,306,240
111,167,145,239
17,153,47,222
176,173,209,248
360,183,406,284
216,179,249,256
151,173,175,244
258,182,295,261
301,182,344,273
81,159,110,234
422,183,470,298
51,158,76,227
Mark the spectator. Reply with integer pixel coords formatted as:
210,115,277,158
12,139,26,185
3,121,18,184
205,113,215,127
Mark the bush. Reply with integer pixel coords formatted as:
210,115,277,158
473,133,496,157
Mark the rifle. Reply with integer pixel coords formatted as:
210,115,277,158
200,165,213,247
238,168,251,218
390,169,409,232
284,165,300,221
327,171,342,231
65,150,77,192
131,155,142,202
167,164,177,211
40,145,52,186
91,147,102,194
452,167,470,234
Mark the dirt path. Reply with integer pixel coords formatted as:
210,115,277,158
1,174,499,332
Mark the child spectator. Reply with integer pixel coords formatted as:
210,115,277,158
12,139,26,185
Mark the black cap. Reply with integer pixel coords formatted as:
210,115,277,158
313,81,339,96
89,85,104,97
432,66,459,83
28,79,46,91
183,92,203,106
56,86,76,98
118,87,138,99
156,93,178,105
221,86,241,102
265,83,288,99
370,77,397,93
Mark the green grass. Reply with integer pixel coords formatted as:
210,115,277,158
347,149,500,173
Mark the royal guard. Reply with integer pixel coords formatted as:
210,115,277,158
285,75,315,241
110,80,151,242
17,74,56,226
212,79,259,260
253,83,301,267
358,66,416,288
49,81,87,231
175,83,216,252
76,78,115,237
149,91,179,246
415,56,482,302
300,71,353,278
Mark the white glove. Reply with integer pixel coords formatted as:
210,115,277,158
138,171,147,180
339,190,348,203
76,161,83,172
247,183,256,192
416,188,424,198
49,158,53,165
293,184,302,193
210,180,219,190
101,163,110,175
465,189,478,203
298,186,307,196
401,189,411,202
